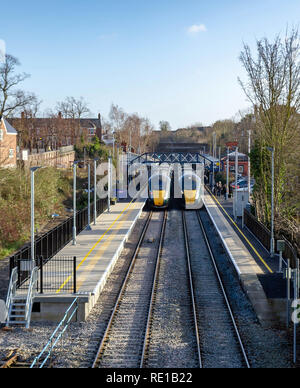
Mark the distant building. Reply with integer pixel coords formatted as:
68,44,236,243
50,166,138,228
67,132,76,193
0,117,18,168
222,152,249,177
8,112,103,153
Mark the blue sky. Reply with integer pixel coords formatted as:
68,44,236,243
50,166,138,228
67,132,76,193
1,0,300,129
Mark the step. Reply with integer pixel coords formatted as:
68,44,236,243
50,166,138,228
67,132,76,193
7,321,26,325
9,314,25,318
11,308,26,312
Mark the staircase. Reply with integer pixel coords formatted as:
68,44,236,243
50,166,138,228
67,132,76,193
6,267,38,329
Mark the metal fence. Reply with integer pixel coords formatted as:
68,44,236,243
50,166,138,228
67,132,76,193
9,198,108,288
12,256,77,294
244,209,271,251
244,209,298,268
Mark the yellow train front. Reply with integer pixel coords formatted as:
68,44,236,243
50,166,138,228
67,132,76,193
148,171,172,209
179,171,204,210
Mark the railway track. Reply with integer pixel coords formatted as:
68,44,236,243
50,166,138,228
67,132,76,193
0,349,32,369
92,210,167,368
184,210,250,368
92,206,250,369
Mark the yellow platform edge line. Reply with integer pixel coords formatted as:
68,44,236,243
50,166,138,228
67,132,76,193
74,205,137,291
56,198,140,293
206,188,273,274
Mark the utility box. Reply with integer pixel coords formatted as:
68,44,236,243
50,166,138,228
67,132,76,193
277,240,286,252
234,189,249,217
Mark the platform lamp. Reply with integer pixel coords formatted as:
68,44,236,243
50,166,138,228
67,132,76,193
108,153,112,213
31,167,42,264
72,161,79,246
234,147,239,223
86,162,92,231
226,146,230,201
267,146,275,257
94,158,99,226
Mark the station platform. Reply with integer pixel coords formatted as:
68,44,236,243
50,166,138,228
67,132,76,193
203,189,279,327
31,197,146,322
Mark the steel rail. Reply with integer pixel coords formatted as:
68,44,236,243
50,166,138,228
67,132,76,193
196,211,251,369
140,210,168,368
182,211,203,369
92,210,153,369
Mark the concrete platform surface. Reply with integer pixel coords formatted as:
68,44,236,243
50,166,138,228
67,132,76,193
204,190,277,327
31,197,146,322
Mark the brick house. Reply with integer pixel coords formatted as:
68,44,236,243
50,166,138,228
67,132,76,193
9,112,103,152
0,117,18,168
222,152,249,177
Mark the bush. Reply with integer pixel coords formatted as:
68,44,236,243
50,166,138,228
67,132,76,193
0,167,72,260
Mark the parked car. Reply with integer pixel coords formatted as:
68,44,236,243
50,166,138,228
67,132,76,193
231,178,255,193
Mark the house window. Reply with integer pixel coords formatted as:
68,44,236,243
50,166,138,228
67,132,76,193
239,165,244,173
9,149,14,158
0,129,3,142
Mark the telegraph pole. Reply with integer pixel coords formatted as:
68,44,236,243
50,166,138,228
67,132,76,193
234,147,239,222
226,147,230,201
248,130,251,201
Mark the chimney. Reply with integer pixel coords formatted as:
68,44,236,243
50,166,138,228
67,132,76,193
21,111,25,119
58,112,62,119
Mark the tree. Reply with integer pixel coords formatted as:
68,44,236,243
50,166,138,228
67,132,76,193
56,97,91,145
109,104,127,133
56,96,91,120
159,121,171,132
239,28,300,240
0,54,37,117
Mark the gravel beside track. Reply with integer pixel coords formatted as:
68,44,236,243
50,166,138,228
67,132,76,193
198,208,293,369
146,209,199,368
185,210,246,368
94,210,165,368
0,207,295,368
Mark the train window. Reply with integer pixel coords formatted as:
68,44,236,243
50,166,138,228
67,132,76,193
183,177,197,190
149,176,168,191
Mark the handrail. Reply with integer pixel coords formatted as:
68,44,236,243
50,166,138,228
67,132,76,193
5,267,18,322
25,267,38,329
30,298,78,368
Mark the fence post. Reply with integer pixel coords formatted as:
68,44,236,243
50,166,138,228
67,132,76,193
40,256,44,294
287,259,291,329
73,257,77,294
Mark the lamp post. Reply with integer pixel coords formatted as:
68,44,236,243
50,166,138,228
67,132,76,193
86,163,92,231
94,158,99,226
234,147,239,222
248,130,251,201
108,154,112,213
267,146,275,257
31,167,42,264
226,147,230,201
72,161,79,246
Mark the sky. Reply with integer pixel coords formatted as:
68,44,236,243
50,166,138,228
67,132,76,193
1,0,300,130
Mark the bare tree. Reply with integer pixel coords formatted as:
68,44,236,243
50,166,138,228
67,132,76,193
56,97,91,145
0,54,38,117
109,104,127,133
239,28,300,239
159,121,172,132
56,96,91,119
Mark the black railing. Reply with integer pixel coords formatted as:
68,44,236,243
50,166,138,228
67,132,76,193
9,198,108,286
244,209,271,251
15,256,77,294
244,209,298,268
